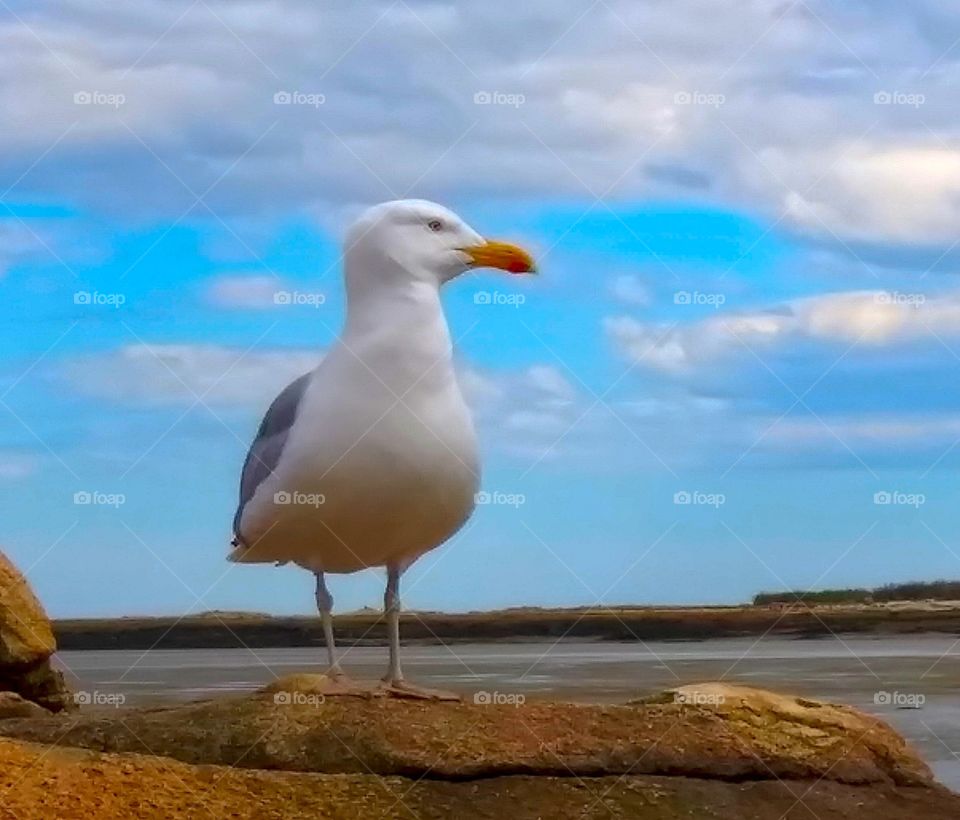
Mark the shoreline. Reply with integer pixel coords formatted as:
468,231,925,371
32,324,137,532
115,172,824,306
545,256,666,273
53,602,960,650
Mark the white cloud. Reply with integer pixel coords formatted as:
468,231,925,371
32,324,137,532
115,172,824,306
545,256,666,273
206,275,284,310
3,2,960,246
0,452,39,480
0,219,75,276
607,289,960,373
609,274,650,306
524,364,576,403
778,146,960,244
62,343,321,406
459,363,584,460
766,415,960,447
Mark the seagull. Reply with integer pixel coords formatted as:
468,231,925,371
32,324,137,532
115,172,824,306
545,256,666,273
229,200,536,696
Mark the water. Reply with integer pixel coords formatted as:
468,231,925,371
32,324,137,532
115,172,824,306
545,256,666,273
53,634,960,790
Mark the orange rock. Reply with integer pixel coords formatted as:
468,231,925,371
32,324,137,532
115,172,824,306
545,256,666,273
0,549,72,712
0,550,56,666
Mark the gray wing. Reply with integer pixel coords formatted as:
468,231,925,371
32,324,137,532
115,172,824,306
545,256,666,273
232,372,312,543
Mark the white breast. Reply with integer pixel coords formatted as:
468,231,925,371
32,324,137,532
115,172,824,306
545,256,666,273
238,280,480,573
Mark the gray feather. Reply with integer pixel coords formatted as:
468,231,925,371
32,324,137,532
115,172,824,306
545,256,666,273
232,372,312,543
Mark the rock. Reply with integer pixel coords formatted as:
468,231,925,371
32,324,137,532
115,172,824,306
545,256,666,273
0,676,943,789
0,692,48,720
2,679,960,820
635,681,933,787
2,735,960,820
0,549,73,712
0,550,55,665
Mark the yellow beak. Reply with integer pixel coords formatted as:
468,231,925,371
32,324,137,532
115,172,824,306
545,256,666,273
461,240,537,275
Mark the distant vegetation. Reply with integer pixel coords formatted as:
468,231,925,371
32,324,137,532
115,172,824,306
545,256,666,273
753,579,960,606
753,589,873,606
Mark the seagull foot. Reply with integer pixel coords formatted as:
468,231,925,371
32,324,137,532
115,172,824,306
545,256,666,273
377,678,461,702
326,665,348,681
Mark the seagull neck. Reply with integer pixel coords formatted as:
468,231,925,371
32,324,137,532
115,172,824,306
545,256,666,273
343,275,453,364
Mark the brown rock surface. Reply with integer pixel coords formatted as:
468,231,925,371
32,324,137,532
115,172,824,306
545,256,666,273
2,736,960,820
0,551,55,665
635,681,933,787
0,692,47,720
1,677,958,818
0,676,941,787
0,550,72,713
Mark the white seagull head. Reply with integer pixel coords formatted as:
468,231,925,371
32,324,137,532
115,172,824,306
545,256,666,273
345,199,536,287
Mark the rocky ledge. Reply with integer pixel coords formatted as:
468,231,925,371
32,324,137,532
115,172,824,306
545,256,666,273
1,676,958,818
0,550,72,714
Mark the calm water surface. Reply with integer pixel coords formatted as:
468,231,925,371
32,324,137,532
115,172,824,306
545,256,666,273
54,634,960,790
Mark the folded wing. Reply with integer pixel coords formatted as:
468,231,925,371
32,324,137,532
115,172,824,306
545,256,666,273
232,372,312,546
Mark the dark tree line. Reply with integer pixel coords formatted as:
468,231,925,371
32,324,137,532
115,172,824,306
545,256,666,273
752,579,960,606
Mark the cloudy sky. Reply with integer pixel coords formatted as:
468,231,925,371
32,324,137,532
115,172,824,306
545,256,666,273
4,0,960,617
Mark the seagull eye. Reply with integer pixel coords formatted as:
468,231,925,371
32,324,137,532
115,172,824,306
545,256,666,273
427,219,444,232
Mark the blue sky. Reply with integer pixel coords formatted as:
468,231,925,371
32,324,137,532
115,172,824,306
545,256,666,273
4,1,960,617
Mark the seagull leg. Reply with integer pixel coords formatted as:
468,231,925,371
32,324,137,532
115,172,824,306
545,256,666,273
314,572,345,679
378,566,460,701
382,566,403,685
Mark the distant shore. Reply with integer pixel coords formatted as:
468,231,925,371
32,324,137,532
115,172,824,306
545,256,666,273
53,601,960,650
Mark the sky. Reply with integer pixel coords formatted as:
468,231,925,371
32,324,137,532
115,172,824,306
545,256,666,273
4,0,960,618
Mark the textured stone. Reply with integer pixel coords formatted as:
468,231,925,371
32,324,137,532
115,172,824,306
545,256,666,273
0,691,48,720
2,736,960,820
0,676,938,787
0,549,73,712
1,682,959,819
0,550,55,666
